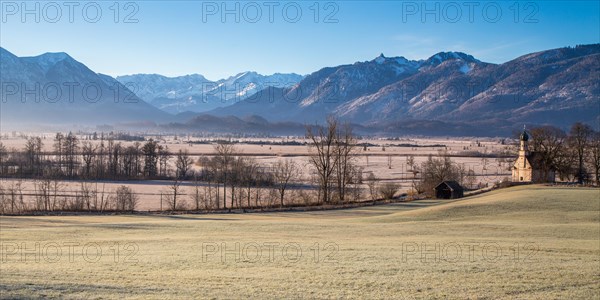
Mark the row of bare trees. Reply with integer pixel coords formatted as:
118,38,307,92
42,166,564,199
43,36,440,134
0,134,193,181
0,179,138,214
528,123,600,184
191,142,301,211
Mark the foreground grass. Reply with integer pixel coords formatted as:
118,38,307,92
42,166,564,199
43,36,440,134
1,185,599,299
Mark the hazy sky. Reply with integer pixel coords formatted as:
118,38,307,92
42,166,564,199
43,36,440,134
1,1,598,80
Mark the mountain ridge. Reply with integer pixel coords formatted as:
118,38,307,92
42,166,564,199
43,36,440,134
0,47,170,126
1,45,598,136
209,44,599,131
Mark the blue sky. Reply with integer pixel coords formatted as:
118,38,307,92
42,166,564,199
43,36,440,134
1,1,598,80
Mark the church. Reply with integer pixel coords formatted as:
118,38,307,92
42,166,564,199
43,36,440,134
512,129,555,183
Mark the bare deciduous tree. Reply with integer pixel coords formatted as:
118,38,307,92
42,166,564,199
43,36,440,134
165,179,183,211
530,126,566,182
213,141,236,209
272,159,299,207
334,123,357,203
587,131,600,185
81,141,96,179
142,139,159,178
114,185,138,212
176,149,193,179
569,123,593,183
158,145,171,177
417,153,461,197
366,172,378,201
306,117,339,204
378,182,400,199
0,142,7,175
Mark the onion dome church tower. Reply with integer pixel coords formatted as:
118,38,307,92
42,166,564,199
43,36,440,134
512,127,555,183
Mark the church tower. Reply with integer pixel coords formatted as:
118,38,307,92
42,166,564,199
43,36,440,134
512,127,532,182
518,129,529,166
512,126,556,183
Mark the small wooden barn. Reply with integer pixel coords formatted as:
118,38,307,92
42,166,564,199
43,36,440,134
434,181,464,199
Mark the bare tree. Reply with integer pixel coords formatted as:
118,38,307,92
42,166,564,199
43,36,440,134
34,176,64,211
122,145,138,178
114,185,138,212
158,145,171,177
417,153,461,197
95,136,106,179
24,136,43,176
569,123,593,183
132,141,142,177
64,132,79,178
463,168,477,189
306,117,339,204
334,123,357,203
165,179,183,211
366,172,378,201
190,173,204,211
81,141,96,179
176,149,193,179
530,126,566,182
406,155,415,172
0,142,7,176
4,180,26,213
272,159,299,207
213,141,236,209
142,139,159,178
240,157,259,209
53,133,64,175
0,182,5,214
588,131,600,185
379,182,400,199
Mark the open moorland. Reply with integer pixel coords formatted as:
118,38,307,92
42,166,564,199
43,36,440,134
1,185,598,299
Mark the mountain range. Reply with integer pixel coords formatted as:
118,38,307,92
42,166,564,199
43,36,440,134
209,46,599,132
116,72,303,114
1,45,598,136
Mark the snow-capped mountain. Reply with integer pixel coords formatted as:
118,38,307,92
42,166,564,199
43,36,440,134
116,71,303,114
0,48,170,125
211,45,599,131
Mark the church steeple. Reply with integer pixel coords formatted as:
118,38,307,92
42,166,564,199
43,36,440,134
519,126,529,160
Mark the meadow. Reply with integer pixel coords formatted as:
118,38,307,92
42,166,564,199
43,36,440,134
1,185,598,299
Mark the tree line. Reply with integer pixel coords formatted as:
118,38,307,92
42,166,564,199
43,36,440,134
526,122,600,184
0,132,187,180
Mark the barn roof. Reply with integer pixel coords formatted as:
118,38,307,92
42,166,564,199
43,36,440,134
434,181,464,192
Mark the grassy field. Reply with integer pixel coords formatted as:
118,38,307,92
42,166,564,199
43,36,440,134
1,185,598,299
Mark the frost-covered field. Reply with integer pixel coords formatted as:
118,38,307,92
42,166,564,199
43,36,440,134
0,185,598,299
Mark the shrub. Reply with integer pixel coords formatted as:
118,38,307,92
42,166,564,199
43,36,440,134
378,182,400,199
114,186,138,212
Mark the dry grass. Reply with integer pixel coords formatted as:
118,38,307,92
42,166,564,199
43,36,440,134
1,185,598,299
